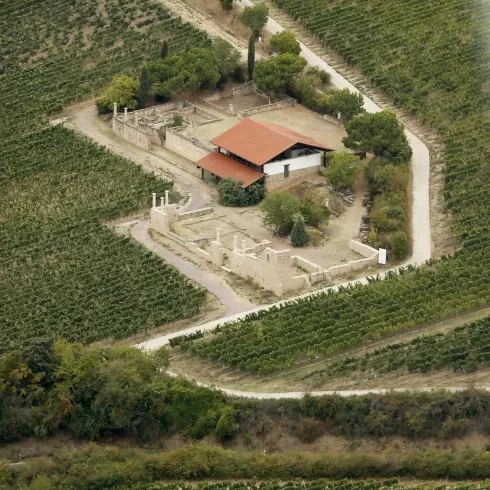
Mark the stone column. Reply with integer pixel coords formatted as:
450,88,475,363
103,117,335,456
113,102,118,118
229,103,234,114
233,235,238,251
124,107,128,122
165,190,169,206
152,193,157,208
134,112,139,126
160,197,164,208
216,227,220,243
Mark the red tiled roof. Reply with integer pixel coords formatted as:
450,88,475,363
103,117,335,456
195,151,265,188
211,118,334,166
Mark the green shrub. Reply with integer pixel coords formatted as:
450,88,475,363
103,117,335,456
218,178,265,207
215,407,239,441
300,196,330,228
219,0,233,10
261,191,301,235
321,88,364,120
324,151,364,189
270,30,301,55
392,231,409,260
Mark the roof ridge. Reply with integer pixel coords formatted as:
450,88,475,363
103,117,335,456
250,119,296,144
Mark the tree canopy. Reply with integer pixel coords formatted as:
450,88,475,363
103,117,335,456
147,48,221,99
96,74,139,114
241,4,269,36
322,88,364,120
324,151,365,189
147,44,240,98
217,178,265,207
270,30,301,55
342,111,412,163
253,53,307,96
261,191,329,235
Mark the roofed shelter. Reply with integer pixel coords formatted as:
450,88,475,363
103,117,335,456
195,118,334,190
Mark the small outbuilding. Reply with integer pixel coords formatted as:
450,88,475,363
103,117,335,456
195,118,334,190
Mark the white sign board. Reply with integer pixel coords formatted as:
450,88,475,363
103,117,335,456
378,248,387,265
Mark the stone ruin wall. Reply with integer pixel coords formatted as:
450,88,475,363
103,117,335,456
165,129,214,162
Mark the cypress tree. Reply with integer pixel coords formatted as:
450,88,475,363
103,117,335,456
160,40,169,59
291,214,309,247
248,34,255,81
138,65,149,109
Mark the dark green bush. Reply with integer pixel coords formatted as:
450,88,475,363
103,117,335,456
217,178,265,207
392,231,409,259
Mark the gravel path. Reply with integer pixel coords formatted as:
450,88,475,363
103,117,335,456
131,220,254,317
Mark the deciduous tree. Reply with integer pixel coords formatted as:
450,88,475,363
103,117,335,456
324,151,364,189
260,191,301,235
96,74,139,114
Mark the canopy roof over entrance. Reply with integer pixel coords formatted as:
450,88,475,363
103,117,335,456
195,151,265,188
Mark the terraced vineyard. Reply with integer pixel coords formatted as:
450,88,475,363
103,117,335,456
187,0,490,374
304,315,490,381
0,0,210,350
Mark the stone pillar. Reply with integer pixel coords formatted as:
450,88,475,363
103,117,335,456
165,190,169,206
229,103,234,114
113,102,118,118
233,235,238,250
216,227,220,243
124,107,128,122
242,239,246,252
337,112,342,120
134,112,139,126
152,193,157,208
160,197,164,208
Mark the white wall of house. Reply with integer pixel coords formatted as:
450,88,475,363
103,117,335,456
263,152,322,176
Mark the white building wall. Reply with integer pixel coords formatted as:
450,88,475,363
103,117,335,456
263,152,322,176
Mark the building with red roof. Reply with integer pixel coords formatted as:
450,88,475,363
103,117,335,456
195,118,334,189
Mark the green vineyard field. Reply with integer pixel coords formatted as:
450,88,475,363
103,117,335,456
305,315,490,380
189,0,490,374
0,0,210,349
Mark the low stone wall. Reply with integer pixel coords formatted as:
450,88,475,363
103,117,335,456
292,255,323,274
327,241,379,279
166,129,214,162
231,82,255,97
113,118,151,151
349,239,378,258
177,207,213,221
266,165,319,191
198,97,235,117
237,98,296,119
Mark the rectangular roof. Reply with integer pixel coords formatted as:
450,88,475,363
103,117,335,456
211,118,334,166
195,151,265,188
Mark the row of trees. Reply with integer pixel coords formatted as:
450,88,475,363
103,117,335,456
96,39,242,114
